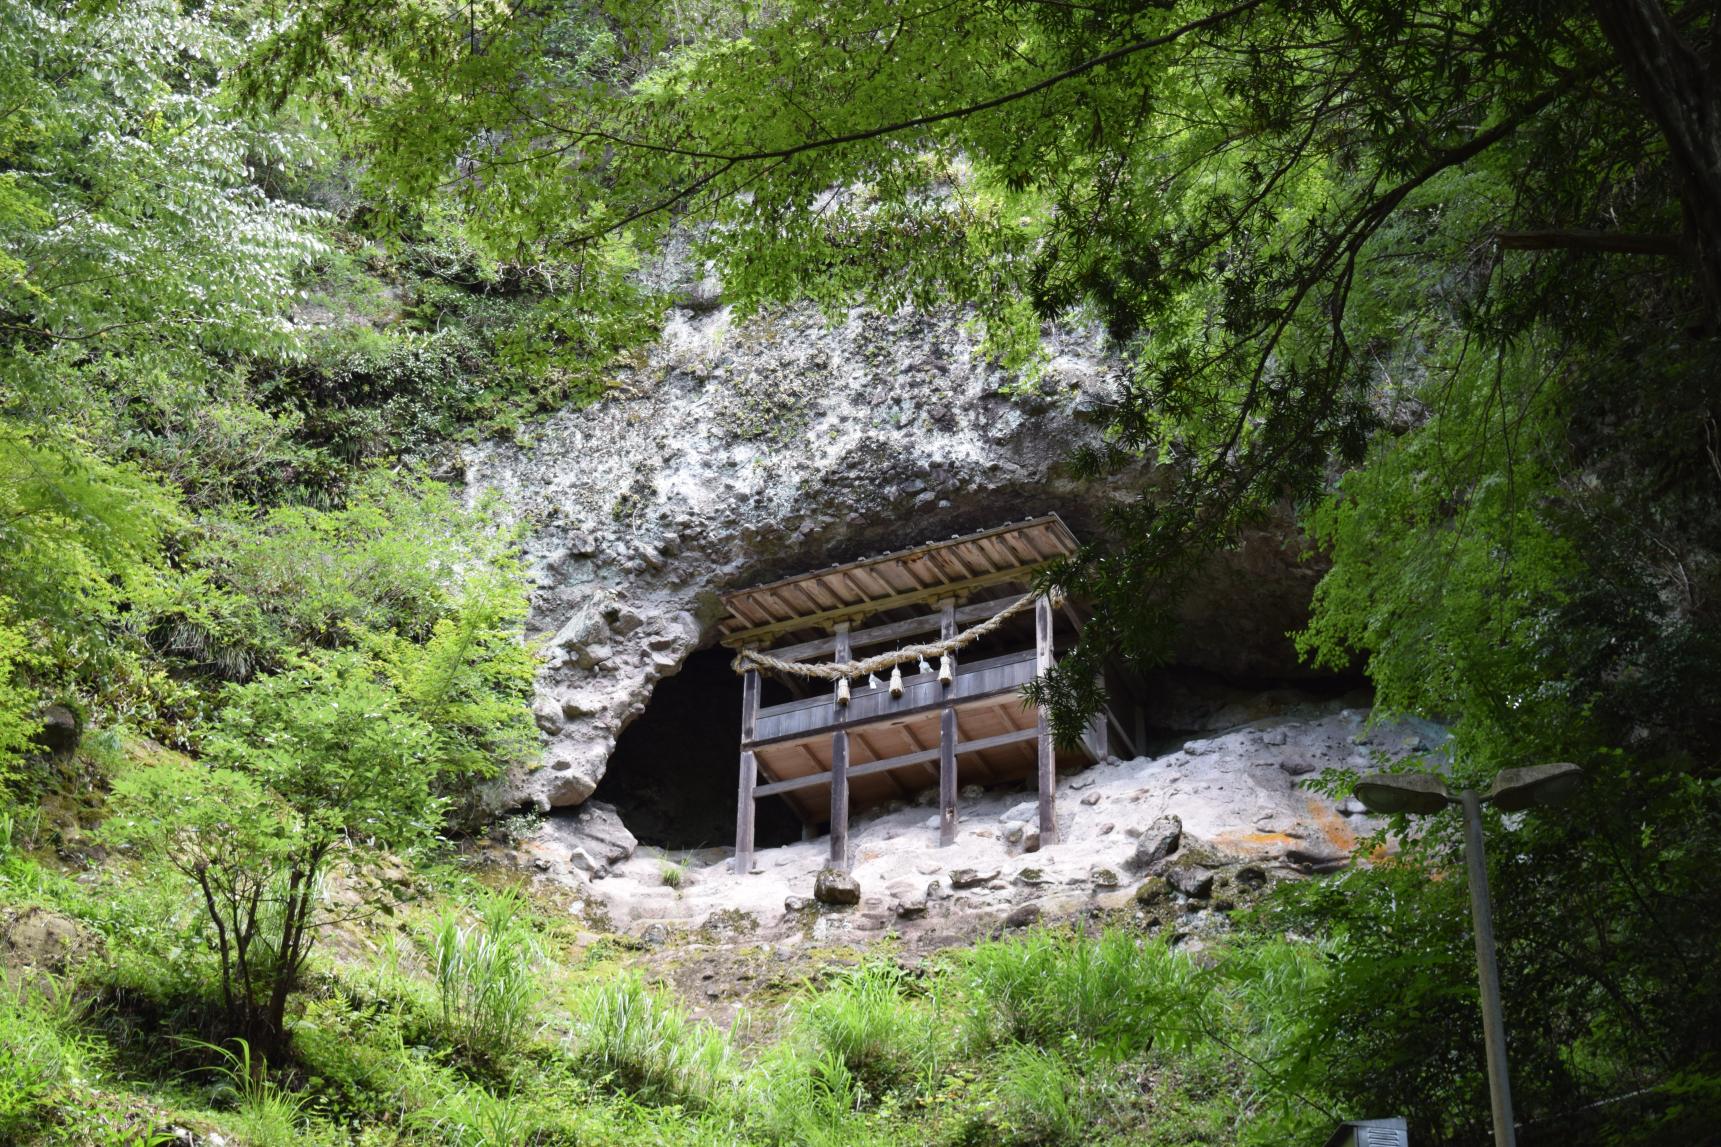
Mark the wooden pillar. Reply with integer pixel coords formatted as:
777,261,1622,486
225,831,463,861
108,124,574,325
1035,596,1058,845
734,666,760,874
829,622,851,871
938,599,958,846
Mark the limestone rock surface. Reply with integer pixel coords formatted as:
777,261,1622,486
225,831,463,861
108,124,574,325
464,289,1327,812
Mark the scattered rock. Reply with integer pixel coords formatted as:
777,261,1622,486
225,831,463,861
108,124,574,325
1022,828,1042,853
949,868,999,890
1167,867,1215,899
813,868,861,906
1134,878,1170,906
1235,864,1268,889
893,894,928,919
1003,822,1025,845
1004,904,1042,929
1125,814,1183,873
1090,866,1121,889
1262,728,1288,746
960,784,986,799
1015,867,1050,886
641,923,669,946
1000,800,1038,824
1279,759,1318,776
1080,791,1102,806
784,895,813,912
1285,847,1349,874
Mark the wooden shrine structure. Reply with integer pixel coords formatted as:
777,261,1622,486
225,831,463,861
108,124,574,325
718,515,1136,874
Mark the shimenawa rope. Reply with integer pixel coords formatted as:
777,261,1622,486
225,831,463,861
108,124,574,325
730,589,1059,680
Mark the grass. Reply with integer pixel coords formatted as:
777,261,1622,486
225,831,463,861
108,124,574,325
183,1037,312,1147
2,767,1340,1147
431,887,542,1063
570,973,734,1105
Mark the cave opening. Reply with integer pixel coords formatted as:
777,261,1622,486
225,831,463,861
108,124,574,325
589,644,804,851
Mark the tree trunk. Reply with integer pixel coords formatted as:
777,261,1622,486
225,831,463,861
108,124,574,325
1592,0,1721,320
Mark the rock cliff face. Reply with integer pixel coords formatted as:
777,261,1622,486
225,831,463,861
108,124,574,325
465,300,1324,814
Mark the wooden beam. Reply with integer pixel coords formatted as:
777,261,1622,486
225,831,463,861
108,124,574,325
755,728,1043,797
829,623,851,871
852,728,911,798
1035,596,1058,845
1104,705,1140,760
745,653,1039,748
734,668,761,874
753,596,1021,663
938,598,958,847
896,724,939,783
720,564,1044,647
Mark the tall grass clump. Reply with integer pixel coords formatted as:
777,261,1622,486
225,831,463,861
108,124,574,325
186,1037,311,1147
990,1043,1095,1145
0,979,98,1140
797,958,949,1093
571,974,732,1105
957,928,1205,1060
744,1045,865,1147
432,889,542,1061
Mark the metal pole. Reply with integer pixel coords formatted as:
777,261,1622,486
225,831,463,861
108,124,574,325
1459,789,1517,1147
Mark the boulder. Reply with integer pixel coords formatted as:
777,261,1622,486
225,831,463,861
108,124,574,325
31,705,79,762
563,800,638,865
813,868,861,906
1125,814,1182,873
1000,800,1038,824
2,906,94,979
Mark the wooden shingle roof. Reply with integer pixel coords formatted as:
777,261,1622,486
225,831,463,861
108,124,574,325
717,514,1079,647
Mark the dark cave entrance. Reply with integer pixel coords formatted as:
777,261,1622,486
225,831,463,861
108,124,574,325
589,645,804,851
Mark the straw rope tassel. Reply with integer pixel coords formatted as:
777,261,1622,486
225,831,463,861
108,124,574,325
888,665,903,698
938,653,953,686
836,678,851,706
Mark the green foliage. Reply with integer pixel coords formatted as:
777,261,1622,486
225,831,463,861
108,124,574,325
0,980,99,1140
0,609,42,791
184,1037,312,1147
571,974,733,1105
797,959,947,1093
105,626,527,1050
957,929,1201,1062
431,890,543,1063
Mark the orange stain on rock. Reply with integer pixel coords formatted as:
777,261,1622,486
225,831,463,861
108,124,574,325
1304,797,1358,854
1214,831,1301,854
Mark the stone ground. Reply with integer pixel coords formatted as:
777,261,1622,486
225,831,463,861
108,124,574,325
505,698,1434,966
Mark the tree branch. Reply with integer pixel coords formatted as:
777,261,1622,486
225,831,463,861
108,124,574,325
1495,228,1682,255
